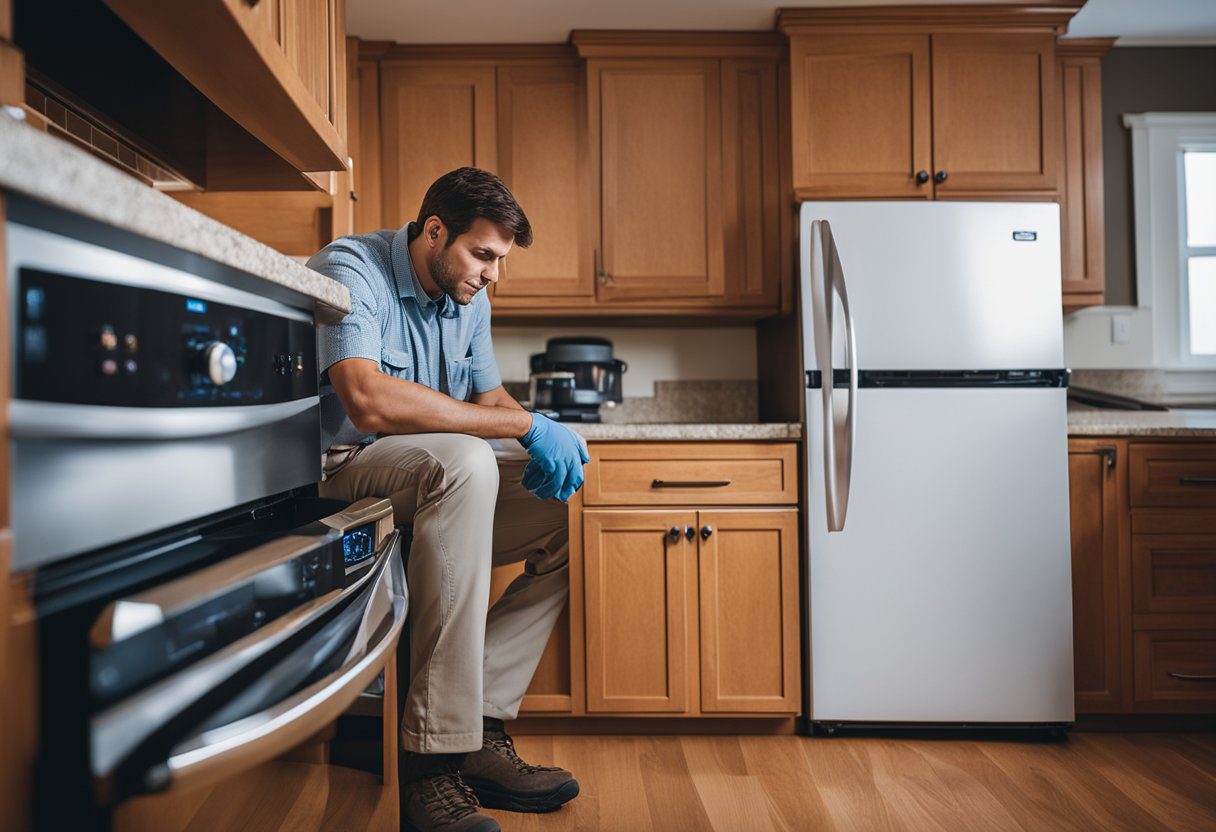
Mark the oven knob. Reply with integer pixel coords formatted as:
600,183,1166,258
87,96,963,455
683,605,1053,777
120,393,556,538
203,341,238,386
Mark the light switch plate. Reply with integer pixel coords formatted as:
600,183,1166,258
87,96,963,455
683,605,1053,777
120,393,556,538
1111,314,1132,345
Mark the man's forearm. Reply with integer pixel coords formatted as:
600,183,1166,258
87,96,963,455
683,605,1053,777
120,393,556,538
365,374,531,439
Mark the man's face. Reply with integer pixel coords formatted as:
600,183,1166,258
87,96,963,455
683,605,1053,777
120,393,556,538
428,217,514,305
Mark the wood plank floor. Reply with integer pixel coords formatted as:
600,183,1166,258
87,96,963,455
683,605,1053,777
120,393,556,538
482,733,1216,832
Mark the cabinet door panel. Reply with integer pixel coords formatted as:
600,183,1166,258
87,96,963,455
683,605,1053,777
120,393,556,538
583,510,695,713
493,65,591,300
698,510,800,713
931,34,1058,194
595,60,723,300
281,0,331,119
1059,56,1105,298
379,65,496,230
1068,440,1127,712
789,35,932,199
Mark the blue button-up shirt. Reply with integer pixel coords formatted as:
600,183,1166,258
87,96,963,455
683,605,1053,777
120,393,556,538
309,222,502,451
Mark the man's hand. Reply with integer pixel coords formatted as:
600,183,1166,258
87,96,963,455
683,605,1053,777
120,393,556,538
519,412,590,502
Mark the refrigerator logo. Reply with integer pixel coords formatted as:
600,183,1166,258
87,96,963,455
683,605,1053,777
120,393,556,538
1012,231,1038,242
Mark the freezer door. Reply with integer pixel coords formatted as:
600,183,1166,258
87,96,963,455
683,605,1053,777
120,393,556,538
799,201,1063,370
805,387,1074,723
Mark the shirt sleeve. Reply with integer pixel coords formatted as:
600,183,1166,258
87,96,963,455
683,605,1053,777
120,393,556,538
308,243,383,374
470,292,502,393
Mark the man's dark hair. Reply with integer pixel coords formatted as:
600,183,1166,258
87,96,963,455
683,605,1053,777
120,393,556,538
414,167,532,248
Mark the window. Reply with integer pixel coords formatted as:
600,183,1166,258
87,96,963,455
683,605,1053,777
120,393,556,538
1124,113,1216,368
1182,149,1216,357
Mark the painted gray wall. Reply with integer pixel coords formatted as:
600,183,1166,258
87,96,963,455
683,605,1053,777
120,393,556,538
1101,46,1216,305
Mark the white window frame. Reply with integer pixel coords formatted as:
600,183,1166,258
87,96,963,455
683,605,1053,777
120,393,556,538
1124,113,1216,369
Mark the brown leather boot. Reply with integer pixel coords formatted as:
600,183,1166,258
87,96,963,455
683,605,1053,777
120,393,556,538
400,752,501,832
460,719,579,813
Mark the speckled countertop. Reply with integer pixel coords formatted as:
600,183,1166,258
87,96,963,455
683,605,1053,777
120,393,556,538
1067,407,1216,437
0,114,351,320
570,423,801,441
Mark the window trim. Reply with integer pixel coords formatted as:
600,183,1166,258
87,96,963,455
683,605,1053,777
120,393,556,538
1124,112,1216,368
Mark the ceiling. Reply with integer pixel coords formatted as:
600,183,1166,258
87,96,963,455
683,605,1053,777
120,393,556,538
347,0,1216,45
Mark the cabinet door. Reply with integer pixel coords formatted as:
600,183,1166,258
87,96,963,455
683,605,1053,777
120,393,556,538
1068,439,1128,713
721,59,781,306
281,0,331,120
379,64,497,230
583,510,696,713
492,64,592,300
698,509,800,713
1059,54,1106,302
931,34,1058,195
788,35,932,199
591,59,724,301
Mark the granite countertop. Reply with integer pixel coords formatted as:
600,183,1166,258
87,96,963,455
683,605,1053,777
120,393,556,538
1067,406,1216,437
570,423,802,441
0,114,351,321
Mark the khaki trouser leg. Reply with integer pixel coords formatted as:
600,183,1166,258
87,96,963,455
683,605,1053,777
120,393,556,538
319,434,568,753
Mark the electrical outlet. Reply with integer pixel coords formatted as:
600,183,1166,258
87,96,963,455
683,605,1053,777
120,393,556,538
1111,314,1132,345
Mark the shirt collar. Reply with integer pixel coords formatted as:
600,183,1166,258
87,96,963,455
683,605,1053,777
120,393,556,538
391,222,459,319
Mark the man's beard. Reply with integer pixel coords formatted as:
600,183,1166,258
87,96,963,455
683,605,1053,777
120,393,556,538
428,247,475,305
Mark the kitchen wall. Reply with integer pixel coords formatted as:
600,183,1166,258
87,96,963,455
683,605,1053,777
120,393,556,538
492,326,757,398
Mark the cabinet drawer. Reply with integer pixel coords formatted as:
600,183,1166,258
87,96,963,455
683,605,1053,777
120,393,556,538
1130,444,1216,508
1133,535,1216,615
584,443,798,506
1134,631,1216,709
1131,510,1216,535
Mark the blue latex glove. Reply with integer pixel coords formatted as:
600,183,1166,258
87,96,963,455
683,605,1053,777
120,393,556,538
519,412,590,502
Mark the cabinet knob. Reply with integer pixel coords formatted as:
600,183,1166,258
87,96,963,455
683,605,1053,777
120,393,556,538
684,525,695,540
667,526,681,543
934,170,948,184
915,170,929,185
700,525,713,540
1097,447,1116,472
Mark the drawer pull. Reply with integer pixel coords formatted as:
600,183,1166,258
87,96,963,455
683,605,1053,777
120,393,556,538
1167,671,1216,682
651,480,732,489
1179,477,1216,487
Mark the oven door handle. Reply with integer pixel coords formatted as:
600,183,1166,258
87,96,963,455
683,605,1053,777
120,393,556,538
9,398,318,440
153,536,406,795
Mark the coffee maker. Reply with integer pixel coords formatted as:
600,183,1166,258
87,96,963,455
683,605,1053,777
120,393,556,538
528,337,627,422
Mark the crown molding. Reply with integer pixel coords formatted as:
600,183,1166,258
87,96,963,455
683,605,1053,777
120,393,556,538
1056,37,1116,58
778,4,1085,36
571,30,784,60
365,42,577,64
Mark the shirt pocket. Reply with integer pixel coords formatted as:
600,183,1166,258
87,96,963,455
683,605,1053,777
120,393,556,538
380,347,415,382
446,355,474,402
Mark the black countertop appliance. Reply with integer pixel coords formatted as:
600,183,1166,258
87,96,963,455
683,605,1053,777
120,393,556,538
529,336,627,422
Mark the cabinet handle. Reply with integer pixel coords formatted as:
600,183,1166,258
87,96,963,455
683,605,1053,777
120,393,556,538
1097,447,1116,472
684,525,695,541
652,480,732,489
667,526,681,543
700,525,713,540
915,170,929,185
594,249,612,286
1179,477,1216,486
1167,671,1216,682
934,170,948,184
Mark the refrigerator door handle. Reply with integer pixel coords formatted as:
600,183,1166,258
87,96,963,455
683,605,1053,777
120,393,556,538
830,231,857,532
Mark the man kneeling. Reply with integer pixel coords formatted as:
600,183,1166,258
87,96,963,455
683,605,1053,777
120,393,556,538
309,167,587,832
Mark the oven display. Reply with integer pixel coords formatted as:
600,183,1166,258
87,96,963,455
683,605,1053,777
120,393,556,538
343,524,377,567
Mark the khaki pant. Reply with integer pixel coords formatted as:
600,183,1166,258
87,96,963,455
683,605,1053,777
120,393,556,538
320,433,568,754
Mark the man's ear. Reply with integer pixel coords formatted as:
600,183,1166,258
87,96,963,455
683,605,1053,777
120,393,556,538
423,216,445,247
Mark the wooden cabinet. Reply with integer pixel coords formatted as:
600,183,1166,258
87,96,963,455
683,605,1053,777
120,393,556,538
788,34,932,199
105,0,348,174
781,8,1072,201
577,442,801,718
1058,40,1113,311
1068,439,1128,713
1069,436,1216,717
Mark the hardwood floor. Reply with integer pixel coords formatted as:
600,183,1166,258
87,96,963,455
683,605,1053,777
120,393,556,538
483,733,1216,832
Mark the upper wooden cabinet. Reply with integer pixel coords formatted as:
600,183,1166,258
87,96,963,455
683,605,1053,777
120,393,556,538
104,0,348,173
780,6,1078,200
789,34,932,199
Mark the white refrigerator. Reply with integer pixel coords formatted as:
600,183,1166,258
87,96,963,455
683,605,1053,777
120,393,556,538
799,201,1075,730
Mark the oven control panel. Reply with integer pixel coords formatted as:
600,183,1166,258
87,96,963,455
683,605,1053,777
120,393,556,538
16,268,317,407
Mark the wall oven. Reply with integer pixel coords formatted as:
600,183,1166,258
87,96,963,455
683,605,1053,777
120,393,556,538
6,198,406,829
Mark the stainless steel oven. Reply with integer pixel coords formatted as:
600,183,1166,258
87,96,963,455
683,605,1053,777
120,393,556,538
6,198,407,830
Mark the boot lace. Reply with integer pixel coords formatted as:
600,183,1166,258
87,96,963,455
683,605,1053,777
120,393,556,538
486,733,562,774
418,769,481,820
